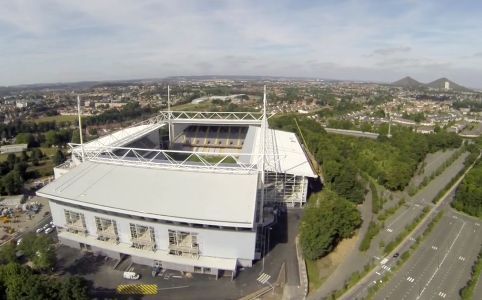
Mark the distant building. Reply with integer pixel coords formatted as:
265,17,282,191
444,81,450,90
416,126,435,134
0,144,28,154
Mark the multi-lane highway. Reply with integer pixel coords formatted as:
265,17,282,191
375,211,481,300
340,152,481,300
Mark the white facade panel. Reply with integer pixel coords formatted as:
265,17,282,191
50,201,256,262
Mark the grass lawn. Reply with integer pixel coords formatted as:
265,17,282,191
306,259,323,293
171,101,212,111
27,160,54,177
29,115,78,124
0,147,59,162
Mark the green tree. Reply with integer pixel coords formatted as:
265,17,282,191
71,129,81,144
59,277,90,300
19,234,56,270
45,131,59,146
300,190,362,260
15,133,34,147
6,153,17,170
53,150,66,166
1,171,23,195
20,151,29,162
0,244,17,264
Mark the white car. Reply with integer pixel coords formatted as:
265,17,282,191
16,238,23,246
44,227,54,234
123,271,140,280
36,228,44,234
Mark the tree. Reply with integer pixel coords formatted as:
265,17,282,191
6,153,16,170
0,244,17,264
30,148,43,166
1,171,23,195
15,133,34,147
45,130,59,146
18,234,56,270
53,150,66,166
71,129,81,144
300,190,362,260
20,151,29,162
59,277,90,300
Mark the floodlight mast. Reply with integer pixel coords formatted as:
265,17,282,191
259,85,268,223
167,85,173,145
77,95,85,162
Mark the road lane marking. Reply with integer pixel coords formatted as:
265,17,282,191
438,291,446,298
458,256,465,261
386,228,393,233
406,276,415,283
257,273,271,284
432,245,438,250
415,221,466,300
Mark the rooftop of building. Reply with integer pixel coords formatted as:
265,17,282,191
38,160,259,228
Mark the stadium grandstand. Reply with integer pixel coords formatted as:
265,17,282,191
37,87,317,279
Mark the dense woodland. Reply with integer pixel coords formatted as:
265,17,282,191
453,154,482,218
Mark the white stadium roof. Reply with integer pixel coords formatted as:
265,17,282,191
38,161,258,228
241,126,317,178
76,123,164,152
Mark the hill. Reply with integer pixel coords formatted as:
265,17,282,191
426,77,470,91
392,76,424,88
392,76,471,91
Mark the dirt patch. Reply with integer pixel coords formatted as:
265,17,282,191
310,234,359,291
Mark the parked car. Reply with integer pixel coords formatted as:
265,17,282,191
123,272,140,280
45,227,54,234
16,238,23,246
36,228,44,234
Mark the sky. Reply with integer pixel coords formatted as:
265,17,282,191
1,0,482,88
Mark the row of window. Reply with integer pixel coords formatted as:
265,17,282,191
56,199,253,232
64,209,198,256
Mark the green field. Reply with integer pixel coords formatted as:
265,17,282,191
0,147,59,162
30,115,78,124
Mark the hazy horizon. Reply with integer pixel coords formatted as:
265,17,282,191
2,1,482,88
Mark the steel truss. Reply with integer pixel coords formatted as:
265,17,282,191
159,111,265,122
69,143,270,174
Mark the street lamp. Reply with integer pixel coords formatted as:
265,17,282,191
267,227,272,256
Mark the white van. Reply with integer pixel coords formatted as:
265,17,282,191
44,227,54,234
123,271,140,280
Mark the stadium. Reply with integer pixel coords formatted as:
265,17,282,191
37,89,317,279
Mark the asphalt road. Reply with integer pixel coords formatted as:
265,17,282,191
341,152,480,300
375,211,482,300
379,153,468,247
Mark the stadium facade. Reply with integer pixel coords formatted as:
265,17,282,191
37,91,317,278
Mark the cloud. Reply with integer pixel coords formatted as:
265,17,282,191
369,46,412,56
1,1,482,87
